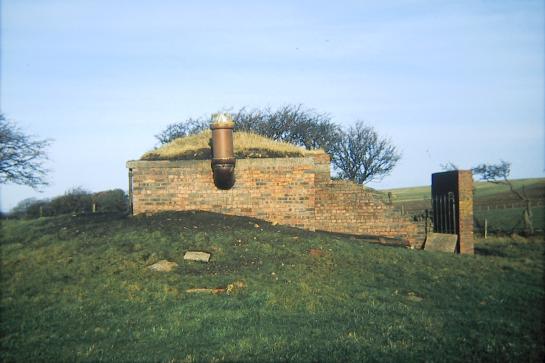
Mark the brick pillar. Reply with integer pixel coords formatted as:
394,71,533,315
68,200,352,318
456,171,474,254
431,170,474,255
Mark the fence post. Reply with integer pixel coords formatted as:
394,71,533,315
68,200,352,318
484,218,488,239
425,209,430,235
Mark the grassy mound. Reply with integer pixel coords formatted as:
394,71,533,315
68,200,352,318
141,130,324,160
1,212,543,362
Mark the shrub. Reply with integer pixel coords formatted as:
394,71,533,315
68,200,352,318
49,187,93,215
9,188,129,218
92,189,128,213
25,199,54,218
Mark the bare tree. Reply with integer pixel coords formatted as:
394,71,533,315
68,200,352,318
472,160,534,235
332,122,401,184
155,107,401,185
155,117,209,144
234,105,341,154
156,104,342,155
440,162,459,171
0,115,51,188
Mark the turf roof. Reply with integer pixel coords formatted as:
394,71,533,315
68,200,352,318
140,130,324,161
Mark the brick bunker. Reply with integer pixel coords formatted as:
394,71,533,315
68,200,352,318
127,151,427,247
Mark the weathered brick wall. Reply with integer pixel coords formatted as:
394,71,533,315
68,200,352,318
128,156,328,230
127,154,426,246
316,181,427,247
457,171,474,254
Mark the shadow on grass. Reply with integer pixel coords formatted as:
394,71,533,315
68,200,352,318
474,246,509,257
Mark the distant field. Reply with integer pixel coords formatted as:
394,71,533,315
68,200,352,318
1,212,543,362
474,206,545,234
381,177,545,233
382,178,545,205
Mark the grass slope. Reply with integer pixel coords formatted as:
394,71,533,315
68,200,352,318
473,207,545,234
1,212,544,362
141,130,323,161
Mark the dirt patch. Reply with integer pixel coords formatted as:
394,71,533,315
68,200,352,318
309,248,326,257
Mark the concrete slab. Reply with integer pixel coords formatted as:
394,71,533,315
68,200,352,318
424,233,458,253
183,251,211,262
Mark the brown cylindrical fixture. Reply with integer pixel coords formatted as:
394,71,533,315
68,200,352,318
210,113,235,189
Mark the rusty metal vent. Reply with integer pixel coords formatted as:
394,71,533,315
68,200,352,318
210,113,235,189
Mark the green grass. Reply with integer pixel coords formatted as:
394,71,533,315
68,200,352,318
1,212,544,362
383,178,545,205
381,185,431,203
382,177,545,233
472,178,545,200
474,206,545,234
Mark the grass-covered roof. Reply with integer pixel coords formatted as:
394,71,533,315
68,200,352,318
141,130,324,161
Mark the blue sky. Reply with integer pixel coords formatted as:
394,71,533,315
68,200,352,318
1,0,544,211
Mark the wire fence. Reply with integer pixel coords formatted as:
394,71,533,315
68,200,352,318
474,200,544,211
391,199,544,235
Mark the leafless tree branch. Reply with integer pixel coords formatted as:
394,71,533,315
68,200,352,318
0,114,52,188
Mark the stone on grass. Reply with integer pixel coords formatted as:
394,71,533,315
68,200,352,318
148,260,178,272
183,251,211,262
424,233,458,253
407,292,423,302
186,287,226,294
186,281,246,295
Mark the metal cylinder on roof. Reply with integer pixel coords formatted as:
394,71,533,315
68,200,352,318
210,113,235,189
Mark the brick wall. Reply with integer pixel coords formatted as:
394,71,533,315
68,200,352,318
457,171,474,254
316,180,426,247
127,154,426,246
128,156,326,230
